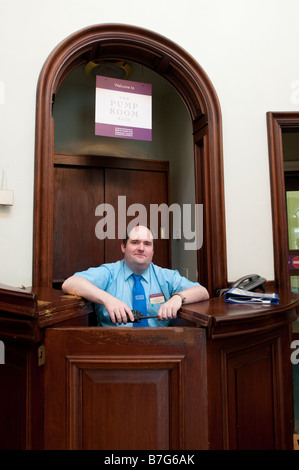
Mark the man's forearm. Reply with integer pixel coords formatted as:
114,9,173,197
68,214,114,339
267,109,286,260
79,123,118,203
178,285,209,304
62,275,111,305
62,275,134,324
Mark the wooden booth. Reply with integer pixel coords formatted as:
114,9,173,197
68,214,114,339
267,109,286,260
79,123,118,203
0,283,298,450
0,25,298,451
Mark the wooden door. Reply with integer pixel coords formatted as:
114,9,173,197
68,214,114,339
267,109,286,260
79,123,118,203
44,327,207,450
105,167,170,268
52,154,170,287
53,166,105,283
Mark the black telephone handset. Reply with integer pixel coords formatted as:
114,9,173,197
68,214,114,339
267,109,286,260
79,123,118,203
216,274,266,297
232,274,266,292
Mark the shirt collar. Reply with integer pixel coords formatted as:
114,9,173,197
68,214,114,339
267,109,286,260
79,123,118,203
123,261,150,283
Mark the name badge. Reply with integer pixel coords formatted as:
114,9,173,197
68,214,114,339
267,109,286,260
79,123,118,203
135,294,145,300
150,293,165,304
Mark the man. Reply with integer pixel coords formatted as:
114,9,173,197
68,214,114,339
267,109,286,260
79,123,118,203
62,225,209,326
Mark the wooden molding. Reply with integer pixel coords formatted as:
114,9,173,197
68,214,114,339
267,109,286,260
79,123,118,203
33,24,227,294
266,112,299,291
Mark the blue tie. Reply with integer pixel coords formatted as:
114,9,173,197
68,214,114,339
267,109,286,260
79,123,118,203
132,274,149,327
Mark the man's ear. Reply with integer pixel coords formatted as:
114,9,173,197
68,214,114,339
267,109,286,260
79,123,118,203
121,242,125,254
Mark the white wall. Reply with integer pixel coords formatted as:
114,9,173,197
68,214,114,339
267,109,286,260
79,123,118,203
0,0,299,287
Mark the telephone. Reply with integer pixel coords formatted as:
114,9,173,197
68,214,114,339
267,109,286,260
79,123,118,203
216,274,266,297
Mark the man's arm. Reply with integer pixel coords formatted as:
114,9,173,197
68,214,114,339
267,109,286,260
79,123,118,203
157,285,209,321
62,275,134,324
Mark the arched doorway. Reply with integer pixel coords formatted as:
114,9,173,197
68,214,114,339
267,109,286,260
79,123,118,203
33,24,227,295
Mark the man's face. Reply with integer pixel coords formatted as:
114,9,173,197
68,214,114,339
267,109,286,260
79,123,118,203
121,226,154,274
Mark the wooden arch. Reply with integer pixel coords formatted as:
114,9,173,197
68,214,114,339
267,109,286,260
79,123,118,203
33,24,227,295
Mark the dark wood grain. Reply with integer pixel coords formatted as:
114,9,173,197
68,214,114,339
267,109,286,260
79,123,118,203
0,284,297,449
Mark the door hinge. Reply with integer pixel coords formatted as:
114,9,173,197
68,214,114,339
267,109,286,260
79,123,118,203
38,344,46,366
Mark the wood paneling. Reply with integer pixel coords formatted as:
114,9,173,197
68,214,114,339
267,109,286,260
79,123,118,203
53,166,105,280
44,327,207,450
105,167,170,267
0,343,39,450
223,339,278,449
80,368,171,449
267,112,299,291
1,285,297,450
52,153,170,285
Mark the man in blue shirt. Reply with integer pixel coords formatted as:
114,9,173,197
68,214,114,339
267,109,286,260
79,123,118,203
62,225,209,326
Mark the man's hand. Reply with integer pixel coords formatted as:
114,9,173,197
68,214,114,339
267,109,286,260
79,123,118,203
157,285,209,321
62,275,135,324
157,294,182,321
103,297,135,325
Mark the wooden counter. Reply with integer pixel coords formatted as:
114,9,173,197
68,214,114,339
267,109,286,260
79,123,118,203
179,288,299,338
0,284,298,450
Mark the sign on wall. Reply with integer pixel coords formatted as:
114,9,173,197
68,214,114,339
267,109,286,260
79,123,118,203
95,76,152,141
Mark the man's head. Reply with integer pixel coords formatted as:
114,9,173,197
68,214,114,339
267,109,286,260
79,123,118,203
121,225,154,274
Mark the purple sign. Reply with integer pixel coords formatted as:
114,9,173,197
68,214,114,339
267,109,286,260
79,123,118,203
95,76,152,141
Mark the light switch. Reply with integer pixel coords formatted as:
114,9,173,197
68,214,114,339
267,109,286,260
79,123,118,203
0,167,14,205
0,189,14,206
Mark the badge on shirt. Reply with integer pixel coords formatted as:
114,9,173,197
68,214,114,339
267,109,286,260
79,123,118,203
135,294,145,300
150,293,165,304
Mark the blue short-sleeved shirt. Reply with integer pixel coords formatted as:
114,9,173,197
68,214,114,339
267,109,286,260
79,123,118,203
74,260,200,327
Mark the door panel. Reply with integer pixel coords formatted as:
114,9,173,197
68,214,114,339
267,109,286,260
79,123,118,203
52,155,170,287
53,166,105,281
44,327,207,450
222,336,283,450
105,168,170,268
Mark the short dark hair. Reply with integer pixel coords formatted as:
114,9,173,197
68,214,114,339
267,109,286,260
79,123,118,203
122,225,156,247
